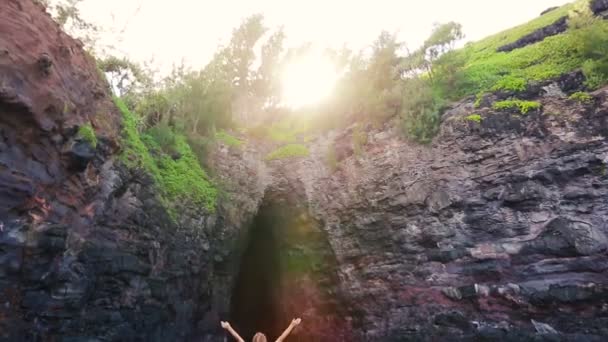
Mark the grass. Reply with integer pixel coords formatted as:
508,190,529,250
568,91,593,103
265,144,310,161
77,123,97,148
115,97,217,214
216,130,243,147
492,99,541,114
465,114,482,123
450,0,607,97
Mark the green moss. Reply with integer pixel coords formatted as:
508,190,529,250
568,91,593,103
265,144,309,161
491,76,527,92
215,130,243,147
114,96,217,214
152,135,217,212
465,114,482,123
77,123,97,148
492,99,541,114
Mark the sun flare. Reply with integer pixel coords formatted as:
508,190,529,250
281,52,338,108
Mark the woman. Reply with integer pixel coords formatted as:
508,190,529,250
220,318,302,342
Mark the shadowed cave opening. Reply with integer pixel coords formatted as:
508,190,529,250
229,199,349,341
229,201,282,340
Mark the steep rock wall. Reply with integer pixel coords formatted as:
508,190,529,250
0,2,267,341
277,84,608,340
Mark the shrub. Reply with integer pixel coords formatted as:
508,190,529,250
568,91,593,103
492,99,541,114
77,123,97,148
582,59,608,90
465,114,482,123
569,9,608,89
265,144,309,161
401,78,443,144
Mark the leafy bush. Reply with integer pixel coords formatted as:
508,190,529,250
401,78,443,144
265,144,309,161
216,130,243,147
492,99,541,114
465,114,482,123
568,7,608,89
568,91,593,103
77,123,97,148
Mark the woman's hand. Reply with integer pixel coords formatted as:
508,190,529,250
291,318,302,327
221,321,231,329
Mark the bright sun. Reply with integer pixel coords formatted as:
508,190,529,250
281,52,338,108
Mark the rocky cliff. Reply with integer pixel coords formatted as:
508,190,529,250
0,1,266,341
1,1,608,342
279,81,608,340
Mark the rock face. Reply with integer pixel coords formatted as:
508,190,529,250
278,85,608,340
591,0,608,15
0,1,266,341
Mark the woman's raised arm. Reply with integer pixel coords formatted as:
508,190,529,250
221,321,245,342
275,318,302,342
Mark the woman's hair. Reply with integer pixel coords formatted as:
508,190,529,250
252,332,267,342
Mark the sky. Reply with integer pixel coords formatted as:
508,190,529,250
80,0,573,74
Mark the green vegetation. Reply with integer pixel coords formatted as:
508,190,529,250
568,91,593,103
216,130,243,147
265,144,310,161
451,0,608,97
492,100,541,114
77,123,97,148
465,114,483,123
491,76,527,92
102,0,608,151
115,97,217,214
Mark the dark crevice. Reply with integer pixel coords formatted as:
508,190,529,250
228,198,352,341
229,201,282,340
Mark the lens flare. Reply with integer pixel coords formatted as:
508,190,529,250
281,52,338,108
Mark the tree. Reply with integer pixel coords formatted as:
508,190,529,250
401,22,464,83
37,0,99,48
253,28,286,109
98,56,152,96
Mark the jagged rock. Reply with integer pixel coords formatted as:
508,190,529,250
497,16,568,52
67,140,95,172
532,320,558,335
540,7,559,16
591,0,608,15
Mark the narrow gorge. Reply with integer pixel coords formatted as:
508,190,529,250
1,0,608,341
